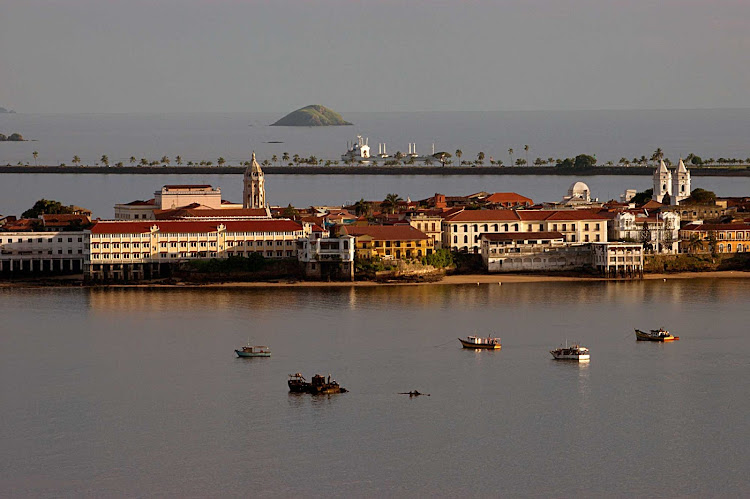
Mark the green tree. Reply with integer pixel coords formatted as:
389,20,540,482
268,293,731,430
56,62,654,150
573,154,597,169
272,154,278,166
476,151,485,165
161,155,170,166
651,148,664,165
515,158,527,166
686,233,704,254
629,188,653,205
640,222,653,252
508,148,514,166
686,188,716,205
281,203,299,219
524,144,529,167
455,149,462,166
707,231,718,257
115,162,123,168
282,152,290,163
217,157,226,167
556,158,575,168
100,154,109,167
22,199,74,219
129,156,136,166
32,151,38,166
140,158,148,166
175,155,183,166
380,193,403,214
353,198,370,217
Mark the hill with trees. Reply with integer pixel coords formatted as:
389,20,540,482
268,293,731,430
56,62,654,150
271,105,352,126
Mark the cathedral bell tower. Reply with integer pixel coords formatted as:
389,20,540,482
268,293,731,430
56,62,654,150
652,160,672,204
243,152,266,209
671,159,691,206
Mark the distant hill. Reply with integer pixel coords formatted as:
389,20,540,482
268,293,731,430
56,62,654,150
0,107,16,114
271,105,352,127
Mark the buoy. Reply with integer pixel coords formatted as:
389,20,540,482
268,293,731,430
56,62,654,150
498,282,502,286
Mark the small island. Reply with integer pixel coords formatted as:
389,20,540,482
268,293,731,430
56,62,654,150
0,133,24,141
0,107,16,114
271,104,352,127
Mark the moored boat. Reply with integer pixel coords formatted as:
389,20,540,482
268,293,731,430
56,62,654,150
635,328,680,341
288,373,347,394
288,373,310,392
235,344,271,358
458,335,501,349
550,342,590,361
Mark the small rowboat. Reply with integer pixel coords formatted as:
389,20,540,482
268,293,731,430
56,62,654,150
458,335,501,349
635,328,679,341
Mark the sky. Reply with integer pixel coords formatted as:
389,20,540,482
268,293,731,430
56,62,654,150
1,0,749,114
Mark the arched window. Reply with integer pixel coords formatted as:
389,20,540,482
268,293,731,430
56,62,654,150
493,224,498,231
719,244,724,252
483,224,488,232
503,224,508,231
453,235,458,244
513,224,519,231
738,244,744,252
473,224,478,232
463,224,468,232
463,235,468,243
728,244,732,252
662,183,667,190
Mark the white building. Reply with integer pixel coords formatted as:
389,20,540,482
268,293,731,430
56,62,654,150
115,184,244,220
610,211,680,253
480,232,591,272
562,181,592,204
297,235,355,281
243,152,267,209
592,242,644,277
652,159,691,205
0,231,87,275
341,135,371,163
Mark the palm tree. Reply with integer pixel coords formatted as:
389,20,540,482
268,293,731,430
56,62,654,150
140,158,148,166
685,234,703,254
651,148,664,165
354,198,370,217
73,155,81,167
476,151,485,166
217,157,226,167
32,151,38,166
455,149,462,166
282,152,290,163
161,155,170,166
129,156,136,166
272,154,278,166
380,193,403,214
175,155,183,166
508,148,514,166
100,155,109,167
524,145,529,166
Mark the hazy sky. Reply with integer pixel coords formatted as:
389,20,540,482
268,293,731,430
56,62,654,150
1,0,749,113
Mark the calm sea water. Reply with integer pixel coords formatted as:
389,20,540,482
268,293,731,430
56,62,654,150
1,280,749,497
2,109,750,167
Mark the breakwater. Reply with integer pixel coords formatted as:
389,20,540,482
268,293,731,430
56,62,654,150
1,165,749,176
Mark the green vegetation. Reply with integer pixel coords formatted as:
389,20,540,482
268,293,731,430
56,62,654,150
187,254,267,273
0,132,25,141
684,188,717,205
380,193,403,214
271,105,352,127
22,199,74,219
630,188,653,205
556,154,596,169
355,256,395,275
421,249,453,268
645,253,750,273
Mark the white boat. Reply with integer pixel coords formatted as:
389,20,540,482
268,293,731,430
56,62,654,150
458,335,501,349
550,341,590,361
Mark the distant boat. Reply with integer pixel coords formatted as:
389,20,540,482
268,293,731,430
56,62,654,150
550,342,590,361
635,328,680,341
458,335,501,349
288,373,310,392
235,344,271,358
288,373,347,394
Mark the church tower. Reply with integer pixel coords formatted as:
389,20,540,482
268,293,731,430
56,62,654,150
671,158,691,205
243,152,266,209
652,160,672,203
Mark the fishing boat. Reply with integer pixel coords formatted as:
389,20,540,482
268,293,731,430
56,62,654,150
234,344,271,358
288,373,347,394
288,373,310,393
458,335,501,349
550,342,590,361
635,328,680,341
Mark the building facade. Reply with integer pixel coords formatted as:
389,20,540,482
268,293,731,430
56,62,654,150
610,211,680,253
297,235,355,281
0,231,87,276
652,159,691,205
480,232,592,272
342,225,433,260
679,222,750,253
591,242,644,277
243,152,266,209
405,213,443,249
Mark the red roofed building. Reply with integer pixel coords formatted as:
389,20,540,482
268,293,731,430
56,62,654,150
86,219,310,280
679,222,750,254
114,184,244,220
484,192,533,208
443,209,609,253
341,225,432,260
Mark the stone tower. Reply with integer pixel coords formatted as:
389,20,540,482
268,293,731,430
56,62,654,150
243,152,266,209
652,160,672,203
671,159,691,205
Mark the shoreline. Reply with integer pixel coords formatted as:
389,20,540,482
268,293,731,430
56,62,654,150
2,270,749,290
0,165,749,176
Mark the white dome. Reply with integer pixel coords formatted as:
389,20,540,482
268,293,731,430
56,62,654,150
567,181,590,199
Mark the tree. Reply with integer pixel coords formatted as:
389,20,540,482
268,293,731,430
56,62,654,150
515,158,527,166
282,152,290,163
175,155,183,166
556,158,575,168
651,148,664,165
455,149,462,167
686,233,704,254
685,188,716,205
354,198,370,217
22,199,74,219
690,155,703,165
217,157,226,167
707,231,718,257
574,154,597,169
281,204,299,219
640,222,653,252
495,159,503,167
100,155,109,167
508,148,514,166
128,156,136,166
115,162,123,168
161,155,170,166
629,188,653,205
476,151,485,166
32,151,38,166
140,158,148,166
524,145,529,167
380,193,403,214
272,154,278,166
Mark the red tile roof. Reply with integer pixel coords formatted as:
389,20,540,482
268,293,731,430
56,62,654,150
541,210,609,221
681,223,750,232
163,184,213,190
91,219,303,235
445,209,608,223
482,231,564,241
445,210,520,222
155,207,270,219
123,199,156,206
485,192,533,205
342,225,429,241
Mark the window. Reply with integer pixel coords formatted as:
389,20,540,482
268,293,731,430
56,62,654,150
595,234,600,242
38,238,43,243
68,238,72,243
453,236,458,244
276,241,283,246
180,242,187,247
190,242,197,248
160,242,167,248
464,235,468,243
585,235,589,242
595,223,600,230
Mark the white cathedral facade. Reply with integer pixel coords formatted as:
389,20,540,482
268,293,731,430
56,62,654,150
652,159,691,205
243,152,267,209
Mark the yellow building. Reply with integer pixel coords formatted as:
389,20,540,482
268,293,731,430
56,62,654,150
342,225,433,260
679,222,750,253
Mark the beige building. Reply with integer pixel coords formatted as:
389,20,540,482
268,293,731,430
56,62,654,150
591,242,644,277
114,184,246,220
480,232,591,272
443,209,609,253
405,213,443,249
86,219,309,280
